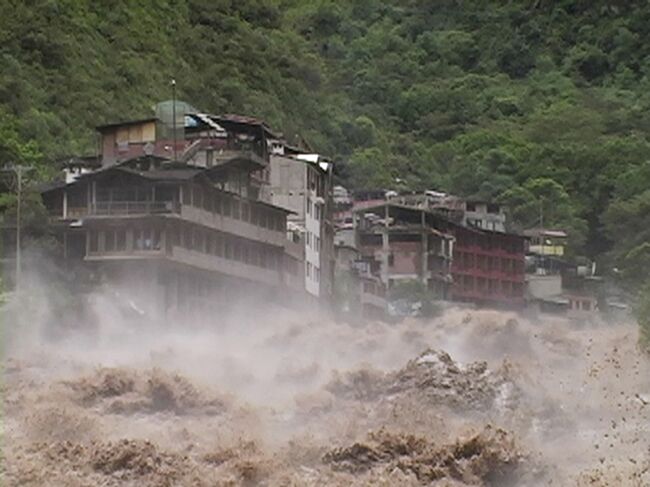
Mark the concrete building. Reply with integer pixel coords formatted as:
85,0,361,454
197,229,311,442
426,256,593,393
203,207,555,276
24,105,344,314
463,201,506,232
524,228,567,258
450,224,527,306
353,202,527,308
268,148,334,302
354,203,454,299
35,106,314,316
41,153,293,318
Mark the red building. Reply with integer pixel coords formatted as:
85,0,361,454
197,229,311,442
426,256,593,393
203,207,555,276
450,225,526,306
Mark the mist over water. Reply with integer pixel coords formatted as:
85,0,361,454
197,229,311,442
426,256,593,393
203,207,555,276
2,271,649,486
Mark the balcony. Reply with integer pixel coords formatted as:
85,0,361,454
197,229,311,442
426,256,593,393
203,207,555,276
90,201,178,216
170,246,281,286
179,204,286,247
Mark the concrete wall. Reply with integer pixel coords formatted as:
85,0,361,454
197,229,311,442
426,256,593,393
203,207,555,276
526,274,562,300
269,154,307,219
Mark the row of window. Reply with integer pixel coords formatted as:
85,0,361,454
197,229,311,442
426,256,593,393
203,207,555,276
456,275,524,297
305,197,323,221
569,298,595,311
183,184,285,232
88,227,161,253
455,233,524,254
454,253,524,274
170,223,284,271
305,230,321,252
307,168,324,197
87,224,286,273
305,261,320,283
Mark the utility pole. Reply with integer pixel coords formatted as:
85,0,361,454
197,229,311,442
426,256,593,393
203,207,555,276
171,78,177,163
2,164,33,291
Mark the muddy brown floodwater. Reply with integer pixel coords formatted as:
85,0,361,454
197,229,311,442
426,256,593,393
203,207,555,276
2,302,649,486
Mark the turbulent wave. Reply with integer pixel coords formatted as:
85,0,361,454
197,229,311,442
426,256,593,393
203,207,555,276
2,286,649,486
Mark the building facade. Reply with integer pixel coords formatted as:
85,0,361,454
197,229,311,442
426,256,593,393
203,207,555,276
268,149,334,302
354,203,454,299
41,154,293,318
450,225,526,306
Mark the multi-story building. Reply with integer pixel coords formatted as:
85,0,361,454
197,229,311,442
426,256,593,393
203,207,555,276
389,192,506,232
524,228,567,259
268,147,334,302
450,224,526,306
334,244,386,319
29,104,344,315
41,153,292,317
353,202,527,307
462,201,506,232
354,203,455,299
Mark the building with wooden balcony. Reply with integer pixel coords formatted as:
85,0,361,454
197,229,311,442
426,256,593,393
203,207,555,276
41,153,294,318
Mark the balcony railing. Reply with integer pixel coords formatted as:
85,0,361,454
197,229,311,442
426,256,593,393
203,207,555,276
90,201,178,216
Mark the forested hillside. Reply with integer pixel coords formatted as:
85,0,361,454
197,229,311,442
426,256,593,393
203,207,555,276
2,1,650,306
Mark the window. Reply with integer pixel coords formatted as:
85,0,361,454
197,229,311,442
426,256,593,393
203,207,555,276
306,199,311,215
116,230,126,251
192,228,201,251
206,234,213,254
203,192,212,212
233,242,241,261
223,196,231,217
215,234,223,256
153,228,161,250
214,194,222,214
232,200,240,220
241,202,249,222
104,230,115,252
224,239,232,259
181,227,190,249
89,231,98,253
306,262,311,277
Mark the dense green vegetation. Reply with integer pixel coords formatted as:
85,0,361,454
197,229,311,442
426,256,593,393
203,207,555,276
2,0,650,333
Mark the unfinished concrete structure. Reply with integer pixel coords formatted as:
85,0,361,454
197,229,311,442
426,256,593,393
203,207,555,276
355,203,454,299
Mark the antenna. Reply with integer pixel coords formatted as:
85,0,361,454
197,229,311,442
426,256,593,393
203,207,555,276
171,79,177,163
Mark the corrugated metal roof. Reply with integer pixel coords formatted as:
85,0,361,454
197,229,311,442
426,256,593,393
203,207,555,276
95,117,159,132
